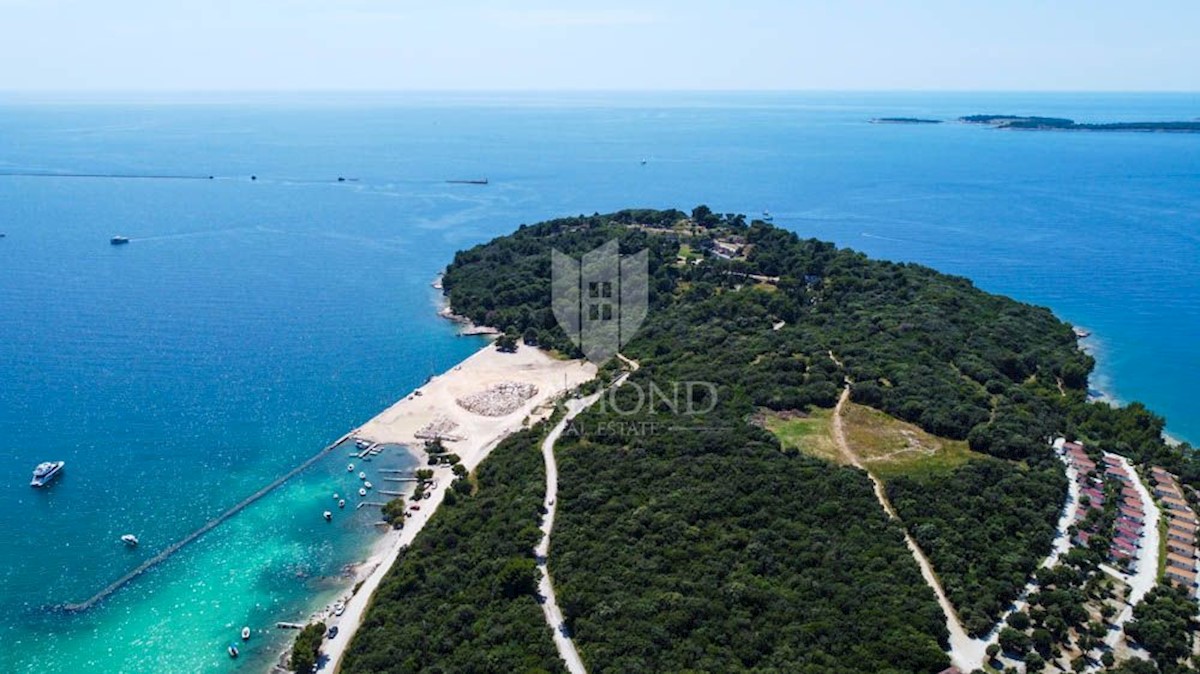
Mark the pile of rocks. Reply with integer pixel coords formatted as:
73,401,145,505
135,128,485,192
415,415,464,441
456,382,538,417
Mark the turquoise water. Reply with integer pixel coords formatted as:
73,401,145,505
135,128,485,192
0,92,1197,672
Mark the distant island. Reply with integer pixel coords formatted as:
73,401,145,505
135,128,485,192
871,117,943,124
962,114,1200,132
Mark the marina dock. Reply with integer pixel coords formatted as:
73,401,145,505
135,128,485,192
59,430,360,613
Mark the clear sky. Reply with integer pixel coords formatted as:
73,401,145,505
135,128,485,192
2,0,1198,91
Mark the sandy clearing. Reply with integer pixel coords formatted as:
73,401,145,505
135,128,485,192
308,344,596,673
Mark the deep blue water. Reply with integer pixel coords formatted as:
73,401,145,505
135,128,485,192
0,92,1197,672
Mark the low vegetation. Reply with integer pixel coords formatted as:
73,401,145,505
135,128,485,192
840,401,982,479
759,408,838,463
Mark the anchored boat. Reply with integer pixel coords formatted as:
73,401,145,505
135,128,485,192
30,461,65,487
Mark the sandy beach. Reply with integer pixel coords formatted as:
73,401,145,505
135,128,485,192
284,342,596,673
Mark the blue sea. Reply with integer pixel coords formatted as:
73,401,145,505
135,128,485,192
1,92,1197,672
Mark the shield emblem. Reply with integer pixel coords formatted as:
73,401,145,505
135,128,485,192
552,239,648,364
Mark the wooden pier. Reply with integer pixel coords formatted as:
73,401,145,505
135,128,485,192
59,430,360,613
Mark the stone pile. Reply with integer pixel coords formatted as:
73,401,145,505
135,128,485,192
456,382,538,417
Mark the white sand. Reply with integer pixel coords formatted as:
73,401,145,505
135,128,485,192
310,343,596,672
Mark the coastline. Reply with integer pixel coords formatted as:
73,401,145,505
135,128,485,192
269,321,597,672
1075,328,1186,447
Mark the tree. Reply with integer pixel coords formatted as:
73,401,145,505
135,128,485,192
986,643,1000,660
522,326,539,346
498,557,538,599
999,627,1030,656
495,333,518,353
290,621,326,673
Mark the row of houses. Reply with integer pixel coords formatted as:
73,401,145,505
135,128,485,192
1151,466,1199,595
1062,441,1146,572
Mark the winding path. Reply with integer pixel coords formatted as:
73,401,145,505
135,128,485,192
534,354,639,674
535,395,599,674
829,385,979,671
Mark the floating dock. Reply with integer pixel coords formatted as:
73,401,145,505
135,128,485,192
59,430,360,613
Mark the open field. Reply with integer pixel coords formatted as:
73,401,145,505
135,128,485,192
841,402,983,479
761,408,839,463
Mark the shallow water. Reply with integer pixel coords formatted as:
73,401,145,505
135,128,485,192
0,91,1197,672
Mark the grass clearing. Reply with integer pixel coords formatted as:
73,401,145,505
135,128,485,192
761,408,841,464
841,402,983,480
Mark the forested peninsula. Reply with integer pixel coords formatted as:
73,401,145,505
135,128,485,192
342,208,1199,673
961,115,1200,132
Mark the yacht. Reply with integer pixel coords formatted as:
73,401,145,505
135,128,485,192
363,481,373,490
347,463,355,472
323,511,333,522
241,626,251,641
30,461,65,487
358,471,366,480
121,534,139,547
110,236,130,245
338,499,346,509
358,487,367,497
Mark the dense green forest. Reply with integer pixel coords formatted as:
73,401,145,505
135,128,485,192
552,398,951,672
337,208,1200,671
444,208,1195,480
340,427,562,674
887,459,1067,636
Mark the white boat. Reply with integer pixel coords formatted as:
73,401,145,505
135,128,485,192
355,439,370,450
347,463,354,472
121,534,139,546
228,644,239,658
323,511,332,521
338,499,346,509
333,493,339,500
364,481,373,490
358,471,366,480
30,461,65,487
358,487,367,497
241,626,251,640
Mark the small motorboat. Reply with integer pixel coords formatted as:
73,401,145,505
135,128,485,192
227,643,239,658
110,236,130,245
338,499,346,509
347,463,354,472
358,487,367,497
356,439,370,450
333,493,339,500
363,481,373,490
241,626,251,640
121,534,139,547
323,511,333,522
358,471,366,480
